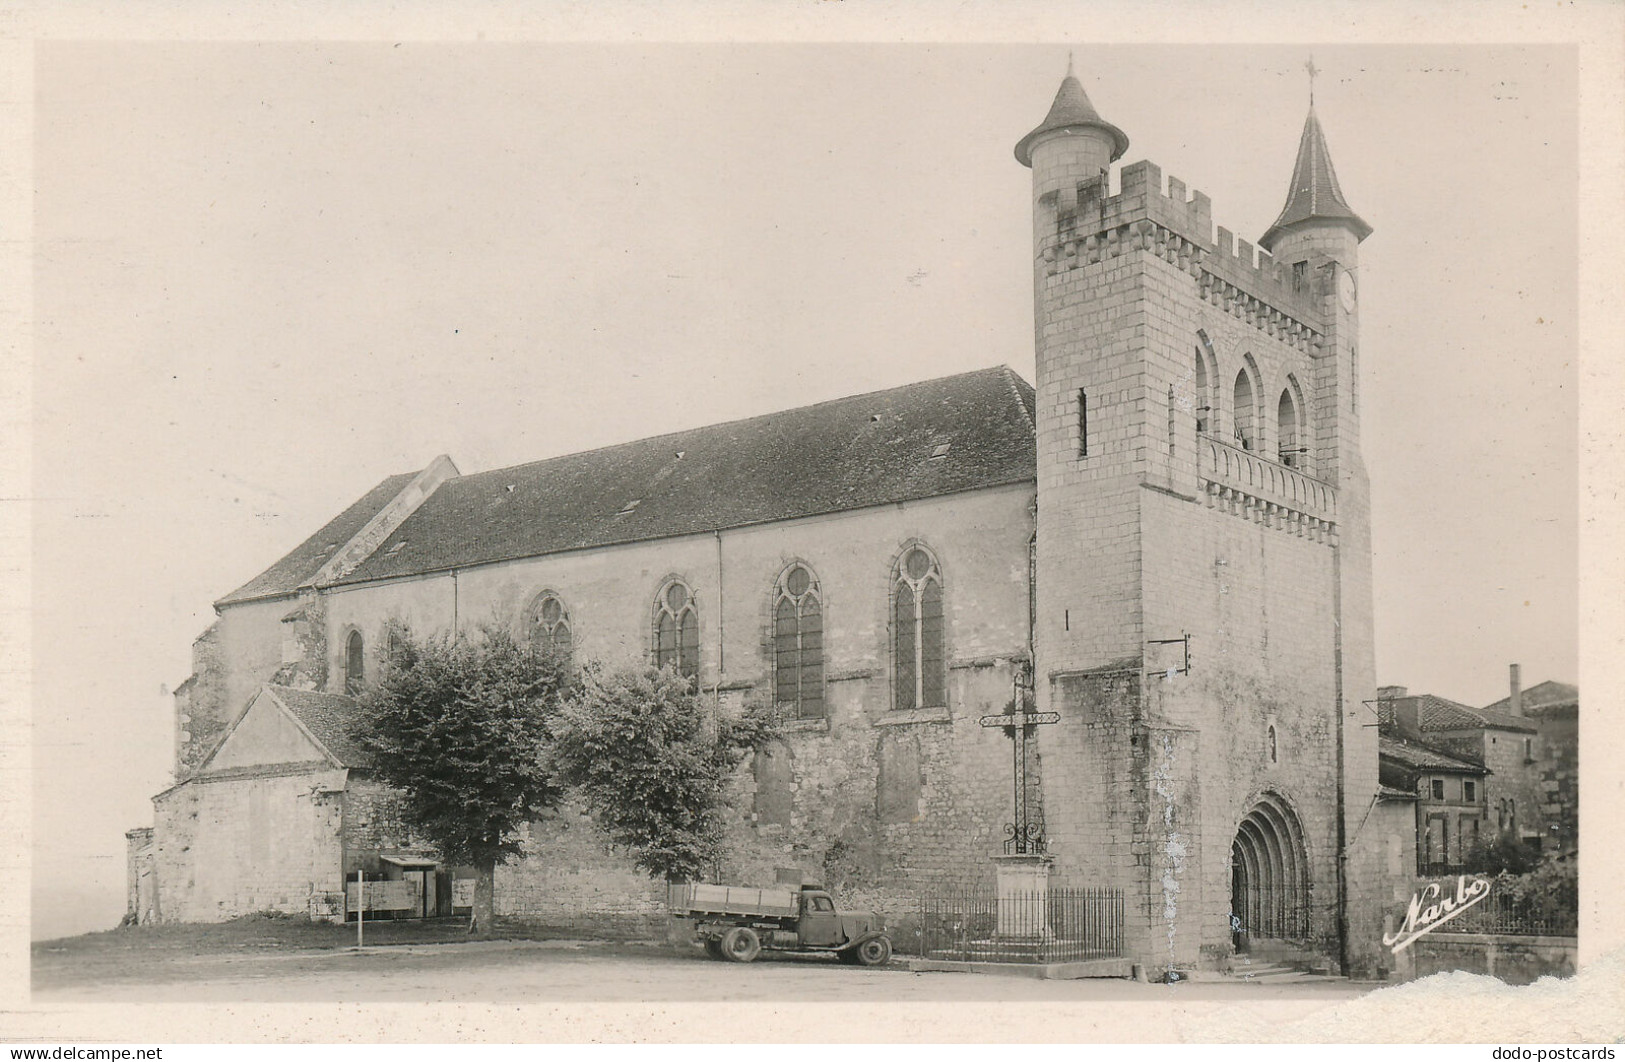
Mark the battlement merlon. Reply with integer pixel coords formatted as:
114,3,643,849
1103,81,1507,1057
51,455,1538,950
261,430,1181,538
1042,158,1327,327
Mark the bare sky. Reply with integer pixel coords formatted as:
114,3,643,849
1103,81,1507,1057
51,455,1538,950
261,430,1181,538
29,42,1580,939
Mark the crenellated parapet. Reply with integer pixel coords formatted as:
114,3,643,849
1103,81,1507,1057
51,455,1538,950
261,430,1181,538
1039,160,1327,355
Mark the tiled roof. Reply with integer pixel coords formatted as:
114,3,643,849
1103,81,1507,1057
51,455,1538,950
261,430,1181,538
1483,679,1578,717
267,685,372,768
1259,108,1372,250
1014,72,1129,167
1377,784,1419,801
335,366,1037,585
1379,735,1486,774
217,472,419,606
1378,692,1537,734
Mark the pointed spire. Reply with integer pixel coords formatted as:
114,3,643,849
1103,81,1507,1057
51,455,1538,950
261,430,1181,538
1014,62,1129,168
1259,106,1372,251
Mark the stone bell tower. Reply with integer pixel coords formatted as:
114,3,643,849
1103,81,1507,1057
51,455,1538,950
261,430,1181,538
1019,62,1380,976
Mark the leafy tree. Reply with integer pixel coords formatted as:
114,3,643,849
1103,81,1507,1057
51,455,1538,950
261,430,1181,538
1464,834,1539,876
352,622,571,935
551,665,771,882
1491,854,1578,931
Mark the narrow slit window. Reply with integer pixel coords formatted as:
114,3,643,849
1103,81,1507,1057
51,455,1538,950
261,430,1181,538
1077,389,1088,458
1167,385,1177,459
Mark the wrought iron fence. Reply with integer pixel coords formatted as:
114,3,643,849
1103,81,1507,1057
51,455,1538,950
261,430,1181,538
916,887,1124,964
1429,890,1577,937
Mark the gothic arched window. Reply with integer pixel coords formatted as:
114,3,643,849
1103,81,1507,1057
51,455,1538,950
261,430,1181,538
524,591,573,662
344,630,365,694
1194,333,1218,435
653,578,700,682
893,545,946,711
1233,367,1257,450
773,564,824,720
1277,389,1299,467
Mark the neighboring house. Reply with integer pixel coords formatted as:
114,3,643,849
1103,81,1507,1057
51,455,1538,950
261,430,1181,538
1377,684,1543,858
129,67,1407,976
1482,666,1579,856
1377,735,1489,874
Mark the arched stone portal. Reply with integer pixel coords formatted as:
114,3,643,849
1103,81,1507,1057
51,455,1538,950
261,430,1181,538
1229,793,1311,950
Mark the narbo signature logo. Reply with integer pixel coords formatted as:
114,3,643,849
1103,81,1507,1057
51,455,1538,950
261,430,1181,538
1382,875,1492,954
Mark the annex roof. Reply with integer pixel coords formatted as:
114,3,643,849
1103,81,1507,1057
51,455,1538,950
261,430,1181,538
329,366,1037,585
1378,735,1487,774
217,472,420,607
265,685,372,768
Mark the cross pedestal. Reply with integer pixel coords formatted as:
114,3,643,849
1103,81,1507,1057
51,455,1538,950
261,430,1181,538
992,852,1054,940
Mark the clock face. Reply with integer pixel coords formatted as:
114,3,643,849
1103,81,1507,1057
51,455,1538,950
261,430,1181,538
1338,271,1357,312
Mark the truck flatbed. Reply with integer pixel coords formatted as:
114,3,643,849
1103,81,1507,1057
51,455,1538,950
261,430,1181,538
668,883,800,919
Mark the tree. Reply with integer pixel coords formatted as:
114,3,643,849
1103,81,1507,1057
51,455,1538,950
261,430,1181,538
551,664,771,882
1464,834,1540,876
352,622,571,935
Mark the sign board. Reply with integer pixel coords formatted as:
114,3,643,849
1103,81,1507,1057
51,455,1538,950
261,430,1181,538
452,878,476,909
347,878,420,912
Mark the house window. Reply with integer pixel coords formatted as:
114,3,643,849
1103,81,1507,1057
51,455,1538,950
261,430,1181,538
1431,778,1445,801
524,592,573,662
893,545,946,711
653,579,700,682
774,564,825,720
344,630,365,694
1524,737,1534,763
1464,779,1475,802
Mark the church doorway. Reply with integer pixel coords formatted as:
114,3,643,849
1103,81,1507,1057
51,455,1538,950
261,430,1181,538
1228,793,1310,950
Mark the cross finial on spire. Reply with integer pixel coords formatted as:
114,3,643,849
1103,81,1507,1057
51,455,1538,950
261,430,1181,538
1066,51,1075,77
1305,55,1319,107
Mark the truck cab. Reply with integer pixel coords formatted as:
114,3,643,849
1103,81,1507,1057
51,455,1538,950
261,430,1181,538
798,889,844,947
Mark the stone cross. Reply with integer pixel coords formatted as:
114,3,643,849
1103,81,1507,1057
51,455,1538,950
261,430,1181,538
979,661,1059,854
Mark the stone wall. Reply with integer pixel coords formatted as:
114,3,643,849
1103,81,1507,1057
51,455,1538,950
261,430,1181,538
1399,932,1576,985
1535,708,1578,853
124,827,155,924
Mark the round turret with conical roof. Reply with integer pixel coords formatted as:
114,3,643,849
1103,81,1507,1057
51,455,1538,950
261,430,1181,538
1259,106,1372,254
1014,58,1129,170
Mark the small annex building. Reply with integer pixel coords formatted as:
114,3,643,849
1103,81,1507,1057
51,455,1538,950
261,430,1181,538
133,685,455,924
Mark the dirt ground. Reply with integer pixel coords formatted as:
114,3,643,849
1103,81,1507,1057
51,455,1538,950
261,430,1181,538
31,918,1373,1004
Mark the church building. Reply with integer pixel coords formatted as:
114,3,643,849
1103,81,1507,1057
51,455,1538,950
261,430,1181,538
129,66,1407,978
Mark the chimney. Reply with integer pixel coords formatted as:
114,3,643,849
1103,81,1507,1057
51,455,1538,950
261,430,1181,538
1509,663,1522,716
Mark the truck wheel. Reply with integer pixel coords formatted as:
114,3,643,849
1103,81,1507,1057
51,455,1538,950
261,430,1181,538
853,936,892,967
720,926,761,963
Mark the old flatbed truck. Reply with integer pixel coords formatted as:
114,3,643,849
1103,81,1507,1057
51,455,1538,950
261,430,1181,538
669,878,893,966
